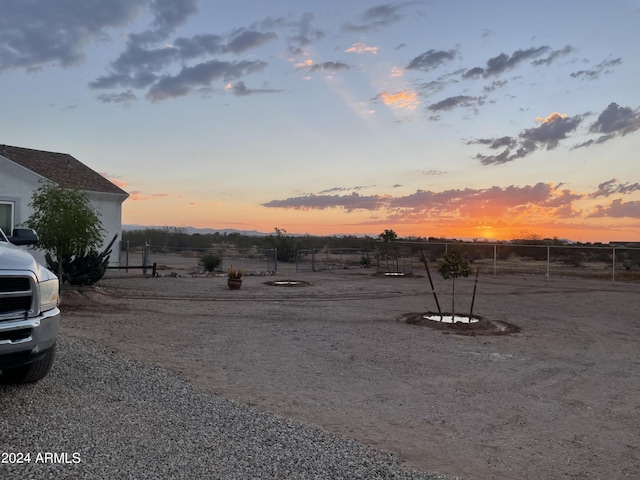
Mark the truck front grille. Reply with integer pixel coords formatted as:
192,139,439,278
0,275,35,318
0,277,30,292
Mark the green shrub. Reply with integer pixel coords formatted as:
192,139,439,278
201,253,221,272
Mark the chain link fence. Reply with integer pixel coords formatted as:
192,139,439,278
117,237,640,283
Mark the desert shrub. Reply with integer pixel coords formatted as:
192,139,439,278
201,253,221,272
46,234,116,286
495,245,513,260
561,250,585,267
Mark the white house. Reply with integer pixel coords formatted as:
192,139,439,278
0,144,129,266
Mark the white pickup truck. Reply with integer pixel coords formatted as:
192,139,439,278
0,228,60,383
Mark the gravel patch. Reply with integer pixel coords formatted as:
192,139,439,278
0,335,457,480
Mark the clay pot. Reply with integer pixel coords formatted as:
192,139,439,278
227,278,242,290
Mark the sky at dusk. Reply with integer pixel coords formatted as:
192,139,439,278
1,0,639,242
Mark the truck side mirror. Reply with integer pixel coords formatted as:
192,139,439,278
8,228,39,246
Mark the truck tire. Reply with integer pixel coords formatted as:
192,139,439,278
1,344,56,384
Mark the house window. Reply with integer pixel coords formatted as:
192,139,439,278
0,202,14,235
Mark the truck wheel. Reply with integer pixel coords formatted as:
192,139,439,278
1,344,56,384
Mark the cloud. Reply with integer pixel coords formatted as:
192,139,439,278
463,46,550,78
536,112,567,124
471,112,584,164
318,185,376,194
100,172,128,188
263,182,582,221
172,34,226,59
483,80,507,92
462,67,484,79
531,45,574,66
345,42,378,55
521,115,581,148
571,103,640,149
415,78,451,98
342,3,407,32
226,30,278,54
149,0,198,33
588,102,640,138
376,90,419,109
128,191,170,201
97,90,138,105
588,199,640,218
146,59,267,101
485,46,550,76
428,95,485,112
262,192,386,212
91,27,276,92
406,49,457,71
390,66,404,77
225,81,282,96
570,57,622,80
77,1,284,102
89,42,176,89
308,61,350,72
0,0,149,72
295,59,314,68
473,136,516,149
590,179,640,198
258,12,324,47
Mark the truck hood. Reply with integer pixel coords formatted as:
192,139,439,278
0,242,57,281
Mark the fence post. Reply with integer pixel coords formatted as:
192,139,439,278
312,248,316,272
546,246,550,281
125,240,129,272
493,244,497,276
612,247,616,284
142,242,149,275
274,248,278,272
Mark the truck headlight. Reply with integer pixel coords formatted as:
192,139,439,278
39,278,59,312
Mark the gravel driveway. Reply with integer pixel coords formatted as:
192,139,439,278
0,336,454,480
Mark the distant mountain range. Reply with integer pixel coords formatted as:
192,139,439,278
122,224,273,236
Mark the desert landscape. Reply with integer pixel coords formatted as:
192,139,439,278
59,253,640,480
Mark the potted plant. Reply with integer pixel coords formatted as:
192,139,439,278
227,264,243,290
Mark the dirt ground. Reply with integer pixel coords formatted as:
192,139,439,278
59,255,640,480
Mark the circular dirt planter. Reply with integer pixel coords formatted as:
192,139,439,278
399,312,520,336
264,280,311,287
227,278,243,290
372,272,423,278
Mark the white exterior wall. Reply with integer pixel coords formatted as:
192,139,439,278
0,156,42,229
0,156,126,266
87,191,127,266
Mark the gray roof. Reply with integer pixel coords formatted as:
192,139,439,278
0,144,128,196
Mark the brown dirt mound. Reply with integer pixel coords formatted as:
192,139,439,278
59,287,133,315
